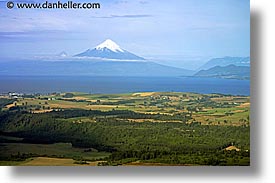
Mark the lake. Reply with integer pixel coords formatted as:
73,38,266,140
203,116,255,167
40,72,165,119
0,76,250,96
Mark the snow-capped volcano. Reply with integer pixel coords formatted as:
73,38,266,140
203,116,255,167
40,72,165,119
95,39,124,53
74,39,145,60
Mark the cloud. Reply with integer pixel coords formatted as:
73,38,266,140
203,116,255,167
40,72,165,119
0,30,68,40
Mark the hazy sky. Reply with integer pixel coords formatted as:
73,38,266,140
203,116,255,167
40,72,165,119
0,0,250,61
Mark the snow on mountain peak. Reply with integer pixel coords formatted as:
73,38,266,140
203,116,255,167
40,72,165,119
74,39,145,60
95,39,124,53
58,51,68,57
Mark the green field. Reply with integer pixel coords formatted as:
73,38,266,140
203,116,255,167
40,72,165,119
0,92,250,166
0,142,109,166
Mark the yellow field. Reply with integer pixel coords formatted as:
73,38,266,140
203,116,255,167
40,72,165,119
33,109,53,113
5,103,16,108
225,146,240,151
21,157,104,166
237,102,250,108
132,92,155,97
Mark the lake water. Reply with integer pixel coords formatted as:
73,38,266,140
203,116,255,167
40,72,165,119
0,76,250,96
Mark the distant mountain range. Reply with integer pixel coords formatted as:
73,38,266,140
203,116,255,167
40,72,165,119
192,57,250,80
74,39,145,60
194,64,250,80
198,56,250,70
0,38,250,79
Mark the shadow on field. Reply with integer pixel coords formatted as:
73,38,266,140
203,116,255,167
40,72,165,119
10,11,262,180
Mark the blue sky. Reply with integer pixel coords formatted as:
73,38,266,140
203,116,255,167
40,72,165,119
0,0,250,67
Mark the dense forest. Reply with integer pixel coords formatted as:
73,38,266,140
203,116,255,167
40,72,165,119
0,109,250,165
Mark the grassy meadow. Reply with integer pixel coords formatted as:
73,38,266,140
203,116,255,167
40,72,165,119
0,92,250,166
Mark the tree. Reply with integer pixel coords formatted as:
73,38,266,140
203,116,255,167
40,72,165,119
64,93,74,98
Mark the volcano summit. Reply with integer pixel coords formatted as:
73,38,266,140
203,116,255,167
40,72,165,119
74,39,145,60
